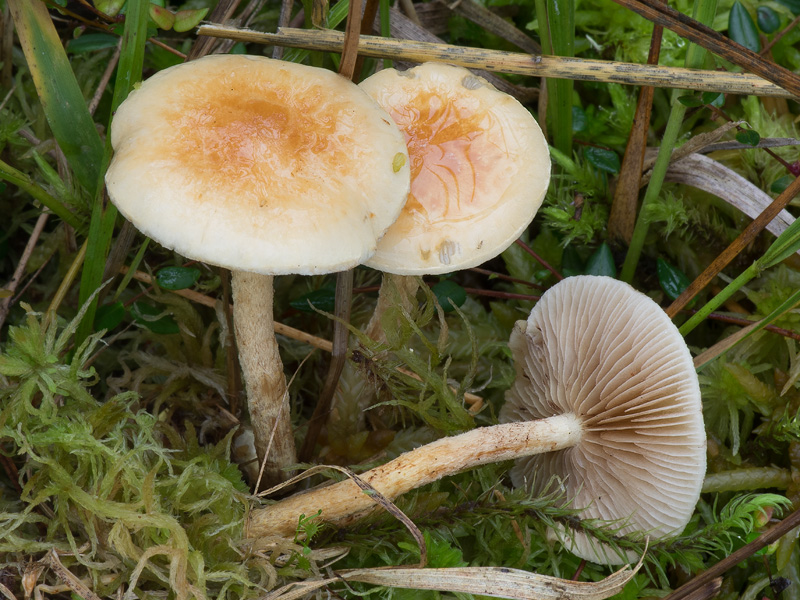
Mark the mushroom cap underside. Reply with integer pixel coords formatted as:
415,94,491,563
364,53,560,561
500,275,706,563
106,54,410,276
359,63,550,275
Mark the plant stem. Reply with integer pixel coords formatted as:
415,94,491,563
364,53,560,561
534,0,573,155
702,468,791,493
620,0,718,283
248,413,582,538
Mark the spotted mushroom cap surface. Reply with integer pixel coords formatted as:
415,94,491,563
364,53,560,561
106,54,410,276
499,275,706,564
359,63,550,275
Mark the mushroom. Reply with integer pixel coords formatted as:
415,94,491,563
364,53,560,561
359,62,551,276
247,276,706,564
360,63,551,338
105,54,410,485
303,62,551,455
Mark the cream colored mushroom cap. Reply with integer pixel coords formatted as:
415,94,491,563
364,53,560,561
106,54,410,276
359,63,550,275
500,275,706,564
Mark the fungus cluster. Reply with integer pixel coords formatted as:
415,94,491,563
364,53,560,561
106,53,706,564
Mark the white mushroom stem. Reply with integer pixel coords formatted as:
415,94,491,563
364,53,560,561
232,270,298,486
247,412,582,538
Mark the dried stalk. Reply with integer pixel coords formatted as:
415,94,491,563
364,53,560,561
197,25,797,98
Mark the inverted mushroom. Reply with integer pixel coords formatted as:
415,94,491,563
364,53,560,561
248,276,706,564
106,54,410,485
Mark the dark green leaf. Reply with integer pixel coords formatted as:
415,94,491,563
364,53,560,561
736,129,761,146
290,286,336,313
94,301,126,331
776,0,800,15
757,6,781,33
561,245,584,277
432,280,467,313
584,146,620,174
701,91,725,107
678,94,703,107
131,302,180,334
729,2,761,52
156,266,201,290
585,242,616,277
66,33,119,53
572,105,587,133
657,258,691,301
771,175,794,193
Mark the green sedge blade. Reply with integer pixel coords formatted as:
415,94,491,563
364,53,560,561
7,0,104,196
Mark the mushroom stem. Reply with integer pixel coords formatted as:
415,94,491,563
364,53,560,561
232,270,298,486
364,274,420,343
247,412,582,537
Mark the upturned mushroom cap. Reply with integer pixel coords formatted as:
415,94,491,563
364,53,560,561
359,63,550,275
106,54,410,275
500,275,706,563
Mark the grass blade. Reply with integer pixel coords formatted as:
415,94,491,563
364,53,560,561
75,0,151,346
7,0,104,196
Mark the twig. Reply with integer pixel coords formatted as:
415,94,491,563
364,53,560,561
760,13,800,56
0,213,49,331
608,2,663,243
611,0,800,98
88,40,121,115
663,505,800,600
514,239,563,280
197,25,798,98
665,174,800,318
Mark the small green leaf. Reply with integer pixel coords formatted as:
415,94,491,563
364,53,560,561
432,280,466,313
657,258,691,301
149,4,175,30
173,8,209,32
585,242,616,277
155,266,200,290
678,94,703,107
701,91,725,107
66,33,119,53
584,146,620,174
736,129,761,146
757,6,781,33
776,0,800,15
95,0,126,16
131,302,180,334
729,2,761,52
772,175,794,193
290,286,336,313
94,301,126,331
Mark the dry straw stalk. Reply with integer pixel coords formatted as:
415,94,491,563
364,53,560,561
198,25,795,98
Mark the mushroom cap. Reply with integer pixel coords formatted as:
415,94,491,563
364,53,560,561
106,54,410,276
359,63,550,275
499,275,706,563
